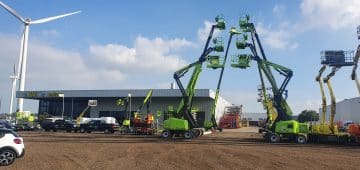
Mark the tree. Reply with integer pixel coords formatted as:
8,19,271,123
297,110,319,123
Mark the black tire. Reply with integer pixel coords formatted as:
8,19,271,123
0,149,16,166
192,129,200,138
104,129,110,134
66,130,71,133
87,131,91,133
161,130,171,138
80,128,85,133
269,133,280,143
199,129,204,136
296,135,307,144
184,131,193,139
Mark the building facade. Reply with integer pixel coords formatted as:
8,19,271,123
320,96,360,123
17,89,232,125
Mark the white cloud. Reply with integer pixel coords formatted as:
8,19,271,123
90,35,192,73
273,4,286,17
0,33,197,113
19,38,126,90
197,20,220,42
0,23,203,113
256,22,299,50
299,0,360,31
0,34,121,112
90,44,136,65
258,0,360,50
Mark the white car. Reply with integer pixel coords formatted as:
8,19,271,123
0,128,25,166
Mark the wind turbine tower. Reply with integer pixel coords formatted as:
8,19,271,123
0,1,80,112
9,63,18,114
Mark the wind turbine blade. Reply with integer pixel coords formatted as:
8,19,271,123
30,11,81,24
0,1,25,23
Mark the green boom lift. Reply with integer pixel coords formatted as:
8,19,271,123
231,15,309,144
161,16,226,139
208,26,241,130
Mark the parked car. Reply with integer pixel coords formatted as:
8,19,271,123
79,120,119,133
0,128,25,166
41,119,75,132
15,122,41,131
0,120,16,131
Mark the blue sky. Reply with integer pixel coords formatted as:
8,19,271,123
0,0,359,114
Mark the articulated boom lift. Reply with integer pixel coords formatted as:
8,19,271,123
234,16,293,124
116,96,130,130
315,65,327,126
347,26,360,143
209,26,241,130
133,90,156,135
135,90,153,115
351,27,360,95
311,50,354,143
351,46,360,95
161,16,226,139
231,15,308,144
323,67,339,134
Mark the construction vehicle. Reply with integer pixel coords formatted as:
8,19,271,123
347,26,360,143
231,15,309,144
208,26,241,130
133,90,157,135
310,50,354,143
161,16,226,139
219,105,242,129
71,100,97,132
116,96,132,133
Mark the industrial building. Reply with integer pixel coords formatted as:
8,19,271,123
242,112,267,126
321,96,360,123
16,89,232,126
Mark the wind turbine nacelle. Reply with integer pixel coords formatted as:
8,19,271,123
9,75,18,79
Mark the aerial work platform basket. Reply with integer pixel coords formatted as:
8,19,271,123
236,34,248,49
213,37,224,52
231,54,252,69
207,55,224,69
215,15,225,30
320,50,354,67
239,15,252,32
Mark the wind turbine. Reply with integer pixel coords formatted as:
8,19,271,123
0,1,80,112
9,62,18,114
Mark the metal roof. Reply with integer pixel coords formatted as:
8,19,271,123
16,89,213,99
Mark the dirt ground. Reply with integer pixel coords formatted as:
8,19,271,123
9,127,360,170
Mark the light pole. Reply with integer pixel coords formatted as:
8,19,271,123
128,93,131,129
58,93,64,118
